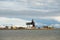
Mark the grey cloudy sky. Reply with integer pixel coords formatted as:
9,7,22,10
0,0,60,17
0,0,60,27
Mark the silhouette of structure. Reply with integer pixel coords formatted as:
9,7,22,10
26,19,35,27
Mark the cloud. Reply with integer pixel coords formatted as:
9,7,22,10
54,24,60,28
0,17,60,28
0,17,30,27
37,16,60,22
0,0,28,10
0,0,60,28
0,10,60,19
0,0,59,12
0,1,14,6
49,16,60,22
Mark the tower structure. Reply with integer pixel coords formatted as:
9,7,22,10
31,19,35,27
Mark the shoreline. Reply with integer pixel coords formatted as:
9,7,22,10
0,28,60,30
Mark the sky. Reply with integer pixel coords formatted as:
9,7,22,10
0,0,60,28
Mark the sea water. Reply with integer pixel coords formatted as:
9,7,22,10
0,30,60,40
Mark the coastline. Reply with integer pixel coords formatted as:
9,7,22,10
0,28,60,30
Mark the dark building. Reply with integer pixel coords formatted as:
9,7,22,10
26,19,35,27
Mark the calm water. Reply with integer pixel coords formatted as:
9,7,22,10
0,30,60,40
